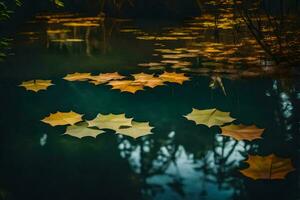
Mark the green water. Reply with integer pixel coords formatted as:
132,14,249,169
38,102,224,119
0,14,299,200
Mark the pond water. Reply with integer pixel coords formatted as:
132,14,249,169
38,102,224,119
0,11,299,200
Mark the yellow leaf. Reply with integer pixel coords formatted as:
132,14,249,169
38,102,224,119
184,108,235,127
64,122,105,139
87,113,133,131
132,73,165,88
159,72,190,84
41,111,83,126
108,80,144,94
63,72,92,81
89,72,125,85
19,80,54,92
240,154,295,180
117,121,154,139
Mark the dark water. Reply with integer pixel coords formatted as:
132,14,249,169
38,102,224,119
0,12,299,200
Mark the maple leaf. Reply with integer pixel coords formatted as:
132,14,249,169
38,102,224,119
184,108,235,127
89,72,125,85
159,72,190,84
87,113,133,131
221,124,264,141
19,80,54,92
117,121,154,139
63,72,92,81
107,80,144,94
240,154,295,180
132,73,165,88
64,122,105,139
41,111,83,126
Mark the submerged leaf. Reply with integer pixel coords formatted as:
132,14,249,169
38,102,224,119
221,124,264,141
19,80,54,92
184,108,235,127
240,154,295,180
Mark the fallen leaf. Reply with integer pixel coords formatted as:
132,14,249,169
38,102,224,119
108,80,144,93
132,73,165,88
19,80,54,92
64,122,105,138
89,72,125,85
159,72,190,84
87,113,133,131
117,121,154,139
221,124,264,141
41,111,83,126
63,72,92,81
184,108,235,127
240,154,295,180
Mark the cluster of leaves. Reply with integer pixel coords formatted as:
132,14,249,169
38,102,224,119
183,108,295,180
18,71,190,94
41,111,154,139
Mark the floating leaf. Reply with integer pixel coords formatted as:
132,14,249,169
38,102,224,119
117,121,154,139
87,113,133,131
19,80,54,92
63,72,92,81
132,73,165,88
64,122,105,139
159,72,190,84
221,124,264,141
41,111,83,126
108,80,144,93
89,72,125,85
184,108,235,127
240,154,295,180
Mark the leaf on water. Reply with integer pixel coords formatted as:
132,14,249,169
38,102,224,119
107,80,144,94
159,72,190,84
132,73,165,88
87,113,133,131
19,80,54,92
184,108,235,128
221,124,264,141
41,111,83,126
117,121,154,139
64,122,105,139
138,62,165,67
63,22,100,27
89,72,125,85
240,154,295,180
63,72,92,81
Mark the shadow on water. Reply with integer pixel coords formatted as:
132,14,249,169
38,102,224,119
0,0,299,200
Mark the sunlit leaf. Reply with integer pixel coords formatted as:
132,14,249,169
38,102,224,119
132,73,165,88
117,121,154,139
41,111,83,126
19,80,54,92
159,72,190,84
87,113,133,131
184,108,235,128
63,72,92,81
64,122,105,139
89,72,125,85
107,80,144,93
240,154,295,180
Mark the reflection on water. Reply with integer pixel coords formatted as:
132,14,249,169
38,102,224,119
0,2,299,200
